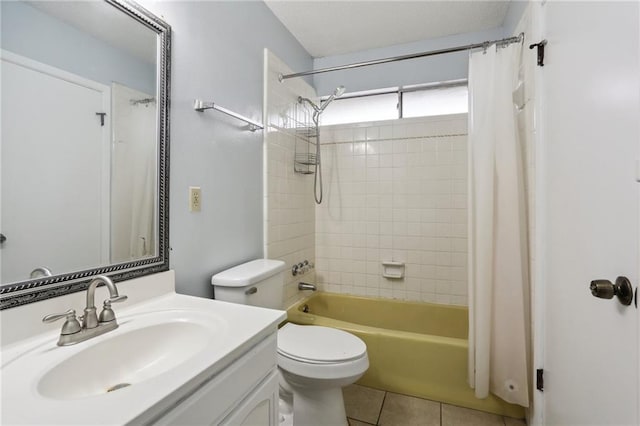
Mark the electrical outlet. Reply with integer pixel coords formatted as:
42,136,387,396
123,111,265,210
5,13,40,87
189,186,201,212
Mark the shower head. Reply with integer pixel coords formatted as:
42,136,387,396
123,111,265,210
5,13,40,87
298,86,346,119
318,85,346,113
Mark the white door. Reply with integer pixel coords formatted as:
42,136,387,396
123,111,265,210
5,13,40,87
1,53,110,283
540,1,639,425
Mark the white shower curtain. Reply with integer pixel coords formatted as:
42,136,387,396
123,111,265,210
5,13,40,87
127,103,157,259
467,42,530,407
111,83,157,261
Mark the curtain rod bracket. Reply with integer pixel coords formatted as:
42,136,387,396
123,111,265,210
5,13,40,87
529,40,548,67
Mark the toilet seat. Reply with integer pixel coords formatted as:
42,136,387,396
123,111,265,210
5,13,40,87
278,323,367,363
277,323,369,381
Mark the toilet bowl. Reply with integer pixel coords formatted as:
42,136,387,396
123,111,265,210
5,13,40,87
277,323,368,426
211,259,369,426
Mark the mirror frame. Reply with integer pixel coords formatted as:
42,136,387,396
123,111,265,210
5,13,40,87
0,0,171,310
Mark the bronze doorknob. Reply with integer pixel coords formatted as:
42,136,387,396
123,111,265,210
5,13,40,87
590,276,634,306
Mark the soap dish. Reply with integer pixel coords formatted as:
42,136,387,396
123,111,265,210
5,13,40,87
382,261,405,279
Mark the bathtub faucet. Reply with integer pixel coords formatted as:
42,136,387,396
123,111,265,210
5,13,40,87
298,282,316,291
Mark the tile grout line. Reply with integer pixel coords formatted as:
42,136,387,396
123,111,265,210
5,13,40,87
320,133,469,146
376,391,388,425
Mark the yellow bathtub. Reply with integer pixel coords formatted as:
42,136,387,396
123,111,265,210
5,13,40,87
287,292,524,419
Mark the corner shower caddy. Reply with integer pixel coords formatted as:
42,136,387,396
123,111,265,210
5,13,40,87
293,100,318,174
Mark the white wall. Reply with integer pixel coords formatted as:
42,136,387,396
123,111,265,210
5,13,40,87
508,4,539,423
315,115,468,305
137,1,313,299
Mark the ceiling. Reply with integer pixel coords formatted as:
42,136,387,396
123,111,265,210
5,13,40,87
264,1,512,58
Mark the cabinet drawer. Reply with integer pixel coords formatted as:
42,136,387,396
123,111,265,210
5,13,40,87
154,333,277,425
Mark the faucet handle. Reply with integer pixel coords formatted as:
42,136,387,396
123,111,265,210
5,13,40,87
98,295,127,323
43,309,76,323
99,300,116,323
42,309,81,335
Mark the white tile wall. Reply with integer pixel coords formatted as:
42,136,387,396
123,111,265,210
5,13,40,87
264,49,534,310
264,51,317,308
315,115,469,305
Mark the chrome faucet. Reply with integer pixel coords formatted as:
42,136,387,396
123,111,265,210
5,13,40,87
42,275,127,346
298,282,317,291
83,275,128,329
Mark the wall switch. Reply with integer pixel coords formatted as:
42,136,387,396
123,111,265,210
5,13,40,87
189,186,201,212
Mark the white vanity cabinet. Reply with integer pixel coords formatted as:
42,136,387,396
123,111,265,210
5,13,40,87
153,332,280,426
220,371,280,425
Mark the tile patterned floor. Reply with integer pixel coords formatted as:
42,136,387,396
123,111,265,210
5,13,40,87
344,384,527,426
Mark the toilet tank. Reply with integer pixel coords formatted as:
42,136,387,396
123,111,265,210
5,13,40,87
211,259,286,309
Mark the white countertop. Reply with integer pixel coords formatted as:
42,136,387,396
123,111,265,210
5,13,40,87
1,292,286,425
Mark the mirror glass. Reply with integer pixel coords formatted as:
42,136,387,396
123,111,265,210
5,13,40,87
0,0,170,308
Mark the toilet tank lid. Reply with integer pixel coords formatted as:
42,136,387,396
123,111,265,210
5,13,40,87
211,259,286,287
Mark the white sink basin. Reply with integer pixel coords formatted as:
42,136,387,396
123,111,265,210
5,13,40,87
38,320,212,399
1,293,285,425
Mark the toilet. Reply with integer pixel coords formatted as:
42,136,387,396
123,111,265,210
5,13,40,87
211,259,369,426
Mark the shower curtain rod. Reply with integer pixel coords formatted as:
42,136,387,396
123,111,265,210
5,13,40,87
279,33,524,81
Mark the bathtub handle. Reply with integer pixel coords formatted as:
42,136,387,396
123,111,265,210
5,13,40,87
292,260,313,276
245,286,258,295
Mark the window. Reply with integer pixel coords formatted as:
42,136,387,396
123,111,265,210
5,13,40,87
402,85,468,118
318,82,468,126
319,93,398,126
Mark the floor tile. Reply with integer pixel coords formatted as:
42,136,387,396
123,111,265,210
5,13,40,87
343,384,386,424
378,392,440,426
441,404,504,426
504,417,527,426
